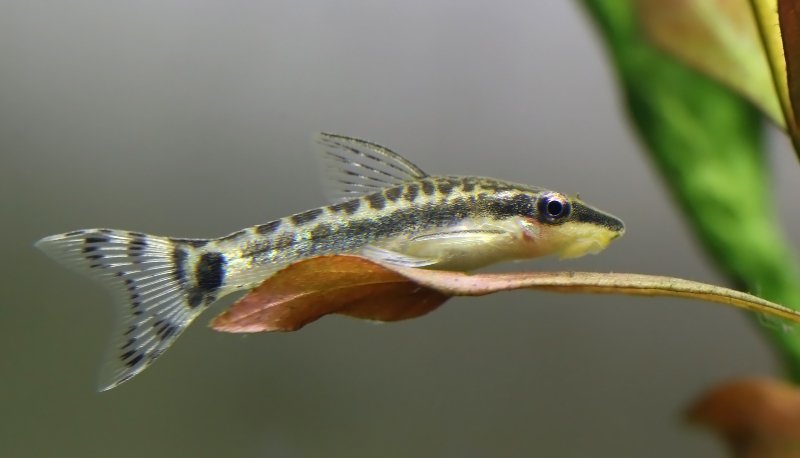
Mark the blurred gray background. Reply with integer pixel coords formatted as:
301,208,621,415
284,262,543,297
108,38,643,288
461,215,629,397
3,1,800,457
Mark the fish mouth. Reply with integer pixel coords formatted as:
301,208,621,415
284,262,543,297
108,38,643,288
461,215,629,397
559,232,617,259
519,199,625,261
554,216,624,260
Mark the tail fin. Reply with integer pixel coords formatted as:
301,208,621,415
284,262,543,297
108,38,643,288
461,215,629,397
35,229,211,390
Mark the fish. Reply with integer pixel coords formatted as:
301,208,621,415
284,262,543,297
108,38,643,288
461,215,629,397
35,133,625,390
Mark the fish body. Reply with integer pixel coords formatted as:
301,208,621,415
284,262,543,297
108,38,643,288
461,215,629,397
36,133,625,390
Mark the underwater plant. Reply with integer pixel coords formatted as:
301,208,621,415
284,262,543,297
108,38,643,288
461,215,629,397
582,1,800,455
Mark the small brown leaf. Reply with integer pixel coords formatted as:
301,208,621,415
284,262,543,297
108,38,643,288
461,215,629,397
211,255,800,333
688,378,800,457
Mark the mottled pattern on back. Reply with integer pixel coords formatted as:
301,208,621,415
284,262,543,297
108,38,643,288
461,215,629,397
211,176,543,290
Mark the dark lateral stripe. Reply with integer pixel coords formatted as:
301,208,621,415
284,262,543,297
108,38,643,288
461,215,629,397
290,208,323,225
291,188,524,259
486,193,535,219
339,198,475,246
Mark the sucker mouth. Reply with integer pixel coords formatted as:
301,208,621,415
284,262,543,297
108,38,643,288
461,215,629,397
560,239,604,259
558,227,621,259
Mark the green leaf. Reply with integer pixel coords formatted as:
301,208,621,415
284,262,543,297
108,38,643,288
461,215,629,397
582,0,800,380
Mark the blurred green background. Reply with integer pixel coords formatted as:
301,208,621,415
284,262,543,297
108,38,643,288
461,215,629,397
3,1,800,457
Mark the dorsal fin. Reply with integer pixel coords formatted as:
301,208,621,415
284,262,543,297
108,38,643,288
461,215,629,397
314,133,429,203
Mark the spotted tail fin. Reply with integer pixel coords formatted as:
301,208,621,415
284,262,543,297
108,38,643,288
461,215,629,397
35,229,216,391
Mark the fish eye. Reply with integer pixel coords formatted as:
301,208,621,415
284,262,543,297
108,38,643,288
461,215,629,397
538,193,570,221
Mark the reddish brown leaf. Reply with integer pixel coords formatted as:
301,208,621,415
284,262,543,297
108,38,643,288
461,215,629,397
688,378,800,457
211,255,448,332
211,255,800,334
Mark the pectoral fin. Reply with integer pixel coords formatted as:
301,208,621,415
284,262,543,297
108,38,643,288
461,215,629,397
409,229,506,244
366,228,515,271
361,245,439,268
403,228,516,271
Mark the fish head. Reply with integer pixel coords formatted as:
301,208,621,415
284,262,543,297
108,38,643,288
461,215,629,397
518,191,625,260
